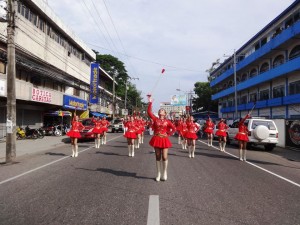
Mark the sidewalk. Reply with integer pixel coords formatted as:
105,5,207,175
0,135,70,163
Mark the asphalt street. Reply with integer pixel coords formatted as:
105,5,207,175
0,133,299,225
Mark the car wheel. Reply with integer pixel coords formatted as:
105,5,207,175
264,144,275,151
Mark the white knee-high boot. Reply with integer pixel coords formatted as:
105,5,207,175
94,139,97,148
141,135,144,144
128,145,132,157
178,136,181,144
71,145,75,157
98,139,101,148
75,145,78,157
188,146,191,158
222,142,226,152
131,145,135,157
219,142,222,151
242,149,247,161
181,141,184,150
192,145,195,158
155,161,161,181
210,138,213,146
161,160,168,181
207,139,210,146
239,149,243,161
104,135,106,144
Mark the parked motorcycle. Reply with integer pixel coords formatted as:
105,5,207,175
25,126,39,139
16,126,26,140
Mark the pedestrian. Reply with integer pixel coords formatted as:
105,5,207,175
101,116,110,144
215,119,229,152
147,96,176,181
66,113,84,157
176,117,183,145
234,114,250,161
179,117,188,150
185,115,200,158
92,116,103,149
204,117,215,146
123,115,138,157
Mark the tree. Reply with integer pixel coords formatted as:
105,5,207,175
193,82,218,112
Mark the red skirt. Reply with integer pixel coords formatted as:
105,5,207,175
234,132,249,142
136,130,143,135
204,128,214,134
185,132,198,140
149,136,172,148
92,127,104,134
102,127,108,132
67,130,81,138
180,130,187,138
124,131,137,139
216,130,227,137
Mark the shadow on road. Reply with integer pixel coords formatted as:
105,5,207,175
45,152,66,156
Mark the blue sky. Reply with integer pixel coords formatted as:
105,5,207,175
46,0,294,111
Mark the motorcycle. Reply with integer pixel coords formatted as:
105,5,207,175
16,126,26,140
25,126,39,139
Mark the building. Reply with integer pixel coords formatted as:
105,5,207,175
160,102,186,118
209,0,300,120
0,0,115,138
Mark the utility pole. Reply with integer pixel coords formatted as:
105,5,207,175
112,71,115,120
6,0,16,163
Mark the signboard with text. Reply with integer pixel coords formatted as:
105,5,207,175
63,95,87,111
31,87,52,103
89,62,99,104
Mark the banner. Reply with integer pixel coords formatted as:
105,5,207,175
63,95,87,111
89,62,99,104
31,87,52,103
170,94,187,106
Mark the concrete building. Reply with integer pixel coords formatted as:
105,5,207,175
160,102,186,118
0,0,115,138
209,0,300,120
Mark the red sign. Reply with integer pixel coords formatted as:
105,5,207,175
186,106,191,111
31,87,52,103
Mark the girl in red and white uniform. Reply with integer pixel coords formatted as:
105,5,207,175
215,119,229,152
147,96,176,182
235,114,250,161
101,117,110,145
92,116,104,149
134,115,142,149
66,114,85,157
179,117,188,150
124,115,138,157
176,117,183,145
185,116,200,158
204,117,215,146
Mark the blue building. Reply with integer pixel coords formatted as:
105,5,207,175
209,0,300,120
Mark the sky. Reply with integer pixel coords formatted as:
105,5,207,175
46,0,295,111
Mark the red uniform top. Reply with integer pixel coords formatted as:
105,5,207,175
204,120,215,134
92,118,104,134
185,121,200,140
234,114,250,142
147,102,176,148
67,118,84,138
124,121,138,139
101,119,110,132
179,121,188,137
215,121,228,137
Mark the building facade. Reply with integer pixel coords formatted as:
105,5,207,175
209,0,300,120
160,102,186,118
0,0,115,138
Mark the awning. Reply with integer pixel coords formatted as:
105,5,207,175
90,112,106,118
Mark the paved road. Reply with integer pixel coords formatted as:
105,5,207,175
0,134,299,225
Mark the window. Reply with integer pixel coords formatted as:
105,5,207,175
250,68,257,78
249,93,257,102
73,88,80,97
240,95,247,104
241,73,247,82
289,80,300,95
261,37,267,46
273,85,285,98
260,89,269,100
228,100,233,107
0,61,6,74
273,55,284,68
289,45,300,60
251,120,276,130
260,62,269,73
255,42,260,50
39,18,45,32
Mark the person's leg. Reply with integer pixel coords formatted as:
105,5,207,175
74,138,78,157
222,136,227,152
191,140,196,158
238,141,243,161
71,138,75,157
155,148,162,181
242,142,247,161
218,137,222,151
187,139,192,158
161,148,169,181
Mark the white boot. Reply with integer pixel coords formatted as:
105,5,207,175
242,149,247,161
155,161,161,181
207,139,210,146
95,139,97,148
181,142,184,150
219,142,222,151
128,145,132,157
104,136,106,144
178,136,181,144
71,145,75,157
192,146,195,158
141,136,144,144
184,141,187,150
222,142,226,152
98,139,101,148
101,137,104,145
131,145,135,157
161,160,168,181
75,145,78,157
188,146,191,158
210,138,213,146
239,149,243,161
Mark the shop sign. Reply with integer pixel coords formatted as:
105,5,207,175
89,62,99,104
31,87,52,103
63,95,87,110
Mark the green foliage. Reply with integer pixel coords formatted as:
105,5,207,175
193,82,218,112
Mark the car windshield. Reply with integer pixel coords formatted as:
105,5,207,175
81,119,94,126
113,119,123,124
251,120,276,130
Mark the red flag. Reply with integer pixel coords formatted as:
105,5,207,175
161,68,165,74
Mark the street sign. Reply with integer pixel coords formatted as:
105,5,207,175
122,109,128,116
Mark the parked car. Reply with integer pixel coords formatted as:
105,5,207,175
78,118,95,140
108,118,124,133
227,117,279,151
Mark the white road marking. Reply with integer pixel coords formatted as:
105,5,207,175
198,140,300,188
147,195,160,225
0,135,122,185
